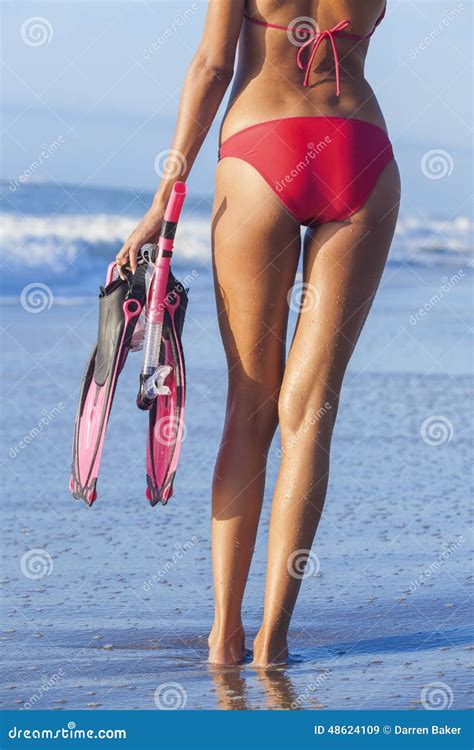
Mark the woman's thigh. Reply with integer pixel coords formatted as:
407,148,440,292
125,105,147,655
280,161,401,425
212,158,301,403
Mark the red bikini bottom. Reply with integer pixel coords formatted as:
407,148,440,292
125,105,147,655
218,116,394,226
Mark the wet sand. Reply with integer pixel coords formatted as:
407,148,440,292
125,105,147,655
1,264,472,710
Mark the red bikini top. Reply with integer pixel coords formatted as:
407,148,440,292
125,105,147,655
243,3,386,95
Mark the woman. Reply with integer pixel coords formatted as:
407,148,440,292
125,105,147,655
116,0,400,667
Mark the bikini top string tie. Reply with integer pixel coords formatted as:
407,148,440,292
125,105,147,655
296,19,351,94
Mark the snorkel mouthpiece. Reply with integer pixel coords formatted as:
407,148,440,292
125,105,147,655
137,365,172,411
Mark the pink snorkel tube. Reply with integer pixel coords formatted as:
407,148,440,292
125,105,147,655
137,182,187,410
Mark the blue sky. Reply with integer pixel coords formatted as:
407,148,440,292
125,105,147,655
1,0,472,215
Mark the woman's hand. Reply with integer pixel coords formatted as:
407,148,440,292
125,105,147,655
115,207,164,276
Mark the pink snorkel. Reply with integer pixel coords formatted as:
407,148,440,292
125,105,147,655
137,182,187,410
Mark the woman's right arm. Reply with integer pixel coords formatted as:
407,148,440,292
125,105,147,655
116,0,245,272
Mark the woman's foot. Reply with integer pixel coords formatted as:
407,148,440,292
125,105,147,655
208,623,246,665
251,628,288,668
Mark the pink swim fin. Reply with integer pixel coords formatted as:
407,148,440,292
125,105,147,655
145,271,188,506
70,264,147,506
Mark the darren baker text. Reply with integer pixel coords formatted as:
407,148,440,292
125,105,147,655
395,725,460,735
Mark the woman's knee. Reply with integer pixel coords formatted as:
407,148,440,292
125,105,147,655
278,377,339,441
226,379,280,443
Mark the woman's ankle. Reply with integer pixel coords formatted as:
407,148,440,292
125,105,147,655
208,617,244,646
252,625,288,666
208,620,246,665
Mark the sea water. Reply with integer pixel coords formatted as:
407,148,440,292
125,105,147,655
0,182,472,710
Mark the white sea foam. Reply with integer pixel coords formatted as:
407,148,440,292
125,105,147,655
0,212,472,274
390,215,473,269
0,214,212,269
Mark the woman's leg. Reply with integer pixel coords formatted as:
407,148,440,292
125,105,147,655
253,161,401,666
209,158,301,664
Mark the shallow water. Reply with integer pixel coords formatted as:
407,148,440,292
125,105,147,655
0,263,472,710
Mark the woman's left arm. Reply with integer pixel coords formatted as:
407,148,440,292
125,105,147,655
116,0,245,272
